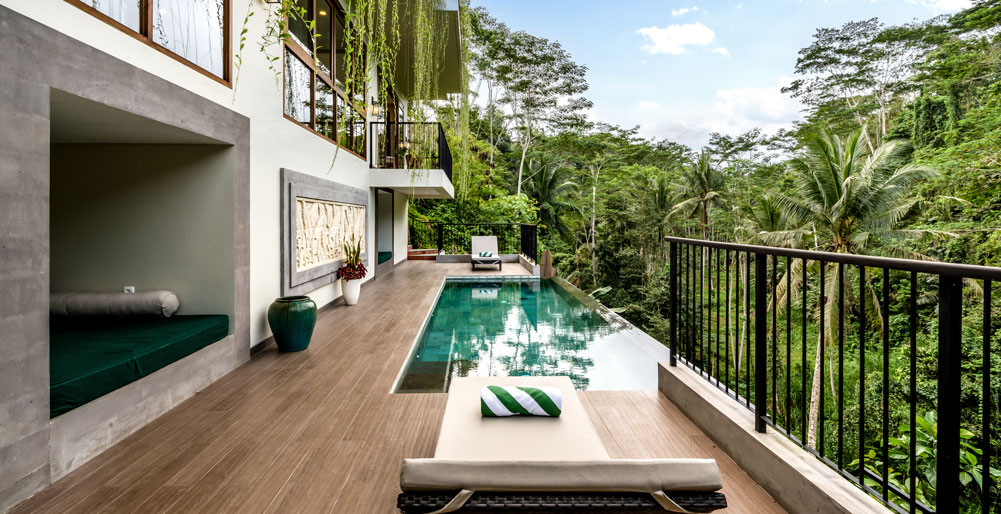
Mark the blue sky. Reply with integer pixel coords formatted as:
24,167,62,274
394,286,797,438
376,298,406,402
471,0,971,149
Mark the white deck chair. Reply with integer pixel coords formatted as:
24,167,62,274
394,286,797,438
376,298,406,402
471,236,502,271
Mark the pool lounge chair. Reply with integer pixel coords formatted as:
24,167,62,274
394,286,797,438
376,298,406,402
471,236,502,271
398,376,727,513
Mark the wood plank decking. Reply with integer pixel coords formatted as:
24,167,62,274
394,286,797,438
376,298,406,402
11,262,784,514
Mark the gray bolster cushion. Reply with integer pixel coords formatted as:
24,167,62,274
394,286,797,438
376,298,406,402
400,459,723,493
50,291,181,317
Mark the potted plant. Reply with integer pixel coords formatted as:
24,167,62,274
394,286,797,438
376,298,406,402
339,235,367,305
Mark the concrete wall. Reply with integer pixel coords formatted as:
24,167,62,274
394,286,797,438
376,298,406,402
0,0,379,347
0,7,250,511
50,144,235,319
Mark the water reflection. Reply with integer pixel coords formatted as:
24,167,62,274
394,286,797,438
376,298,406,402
397,279,653,393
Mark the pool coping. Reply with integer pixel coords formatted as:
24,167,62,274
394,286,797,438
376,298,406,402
388,275,672,394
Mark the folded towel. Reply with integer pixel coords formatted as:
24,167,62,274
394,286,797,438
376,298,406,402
478,251,494,257
481,385,562,417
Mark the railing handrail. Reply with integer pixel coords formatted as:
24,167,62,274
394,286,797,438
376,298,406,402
369,120,443,127
665,236,1001,281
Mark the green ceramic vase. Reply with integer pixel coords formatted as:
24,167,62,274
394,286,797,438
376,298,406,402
267,295,317,352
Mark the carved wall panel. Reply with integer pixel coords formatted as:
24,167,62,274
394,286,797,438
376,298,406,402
295,198,366,271
280,168,368,296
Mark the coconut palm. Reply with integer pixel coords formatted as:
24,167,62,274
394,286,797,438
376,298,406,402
524,160,581,243
764,127,940,449
670,150,727,239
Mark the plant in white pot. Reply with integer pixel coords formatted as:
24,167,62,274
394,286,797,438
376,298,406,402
339,235,367,306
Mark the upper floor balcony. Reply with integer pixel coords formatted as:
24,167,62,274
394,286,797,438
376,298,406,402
368,120,454,199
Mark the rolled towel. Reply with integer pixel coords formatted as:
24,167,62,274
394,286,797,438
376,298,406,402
480,385,562,417
478,251,494,257
50,291,180,317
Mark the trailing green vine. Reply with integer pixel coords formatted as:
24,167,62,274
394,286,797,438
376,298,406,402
233,0,469,186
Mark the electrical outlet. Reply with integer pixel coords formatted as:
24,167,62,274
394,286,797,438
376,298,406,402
123,286,135,293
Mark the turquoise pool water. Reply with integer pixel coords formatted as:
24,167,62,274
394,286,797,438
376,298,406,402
393,277,670,393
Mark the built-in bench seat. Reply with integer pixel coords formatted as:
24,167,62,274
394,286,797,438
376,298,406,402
378,251,393,265
49,315,229,417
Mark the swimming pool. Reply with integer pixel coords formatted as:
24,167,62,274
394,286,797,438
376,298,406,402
392,277,671,393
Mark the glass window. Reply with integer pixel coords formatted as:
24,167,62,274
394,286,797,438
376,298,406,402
287,0,313,53
284,49,312,125
333,13,348,89
85,0,141,32
315,0,334,77
315,80,335,140
152,0,226,78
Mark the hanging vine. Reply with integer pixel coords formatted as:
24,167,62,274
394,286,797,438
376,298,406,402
233,0,470,184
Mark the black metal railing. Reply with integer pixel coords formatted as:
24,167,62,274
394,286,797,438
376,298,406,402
666,237,1000,514
408,221,537,261
369,121,453,183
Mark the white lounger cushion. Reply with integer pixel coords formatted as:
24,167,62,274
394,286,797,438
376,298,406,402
50,291,180,317
400,458,723,492
470,236,500,261
435,376,609,461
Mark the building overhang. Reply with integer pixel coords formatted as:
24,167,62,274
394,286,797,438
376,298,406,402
369,168,455,199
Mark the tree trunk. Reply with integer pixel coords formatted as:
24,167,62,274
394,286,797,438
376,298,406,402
807,330,824,449
590,164,601,287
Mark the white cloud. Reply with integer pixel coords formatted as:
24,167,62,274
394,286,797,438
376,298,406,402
671,5,700,16
636,22,716,55
610,78,803,149
903,0,972,12
709,47,731,57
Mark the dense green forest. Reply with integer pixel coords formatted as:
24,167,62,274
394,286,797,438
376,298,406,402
416,1,1001,511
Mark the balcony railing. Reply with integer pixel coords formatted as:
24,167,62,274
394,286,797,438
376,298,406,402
408,221,538,262
665,236,1001,514
369,121,453,184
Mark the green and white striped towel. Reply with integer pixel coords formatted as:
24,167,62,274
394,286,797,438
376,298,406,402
478,251,494,257
480,385,563,417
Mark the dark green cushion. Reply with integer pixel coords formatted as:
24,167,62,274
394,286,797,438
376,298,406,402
49,315,229,418
379,251,393,264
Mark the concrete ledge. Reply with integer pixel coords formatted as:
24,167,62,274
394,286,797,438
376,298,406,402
658,362,888,514
518,254,539,275
48,333,247,480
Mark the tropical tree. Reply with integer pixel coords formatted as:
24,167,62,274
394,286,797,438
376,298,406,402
524,160,581,243
670,150,727,239
767,127,940,448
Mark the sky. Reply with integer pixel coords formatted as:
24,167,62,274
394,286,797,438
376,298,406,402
471,0,972,149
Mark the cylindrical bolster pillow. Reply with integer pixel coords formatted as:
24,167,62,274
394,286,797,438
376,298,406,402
481,385,563,417
400,459,724,492
50,291,180,317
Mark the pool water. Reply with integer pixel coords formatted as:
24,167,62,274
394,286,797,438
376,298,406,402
393,277,670,393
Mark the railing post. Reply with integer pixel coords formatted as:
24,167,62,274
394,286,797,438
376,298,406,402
937,275,962,514
669,241,678,367
436,223,444,255
754,253,768,433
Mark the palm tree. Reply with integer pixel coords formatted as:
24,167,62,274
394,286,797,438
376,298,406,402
670,150,726,239
525,161,581,243
764,127,940,449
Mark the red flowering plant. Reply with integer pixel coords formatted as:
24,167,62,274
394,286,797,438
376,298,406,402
339,235,367,281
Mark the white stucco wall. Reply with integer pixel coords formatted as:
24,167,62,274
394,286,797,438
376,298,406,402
3,0,381,345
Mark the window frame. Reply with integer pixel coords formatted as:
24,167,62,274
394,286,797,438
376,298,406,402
64,0,232,86
282,2,368,160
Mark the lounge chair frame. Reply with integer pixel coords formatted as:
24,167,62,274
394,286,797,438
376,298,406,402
471,236,502,271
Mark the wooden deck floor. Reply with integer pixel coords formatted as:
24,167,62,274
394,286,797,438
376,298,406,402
12,261,784,514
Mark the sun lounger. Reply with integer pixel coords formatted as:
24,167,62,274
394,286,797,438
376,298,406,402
471,236,502,271
398,376,727,512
